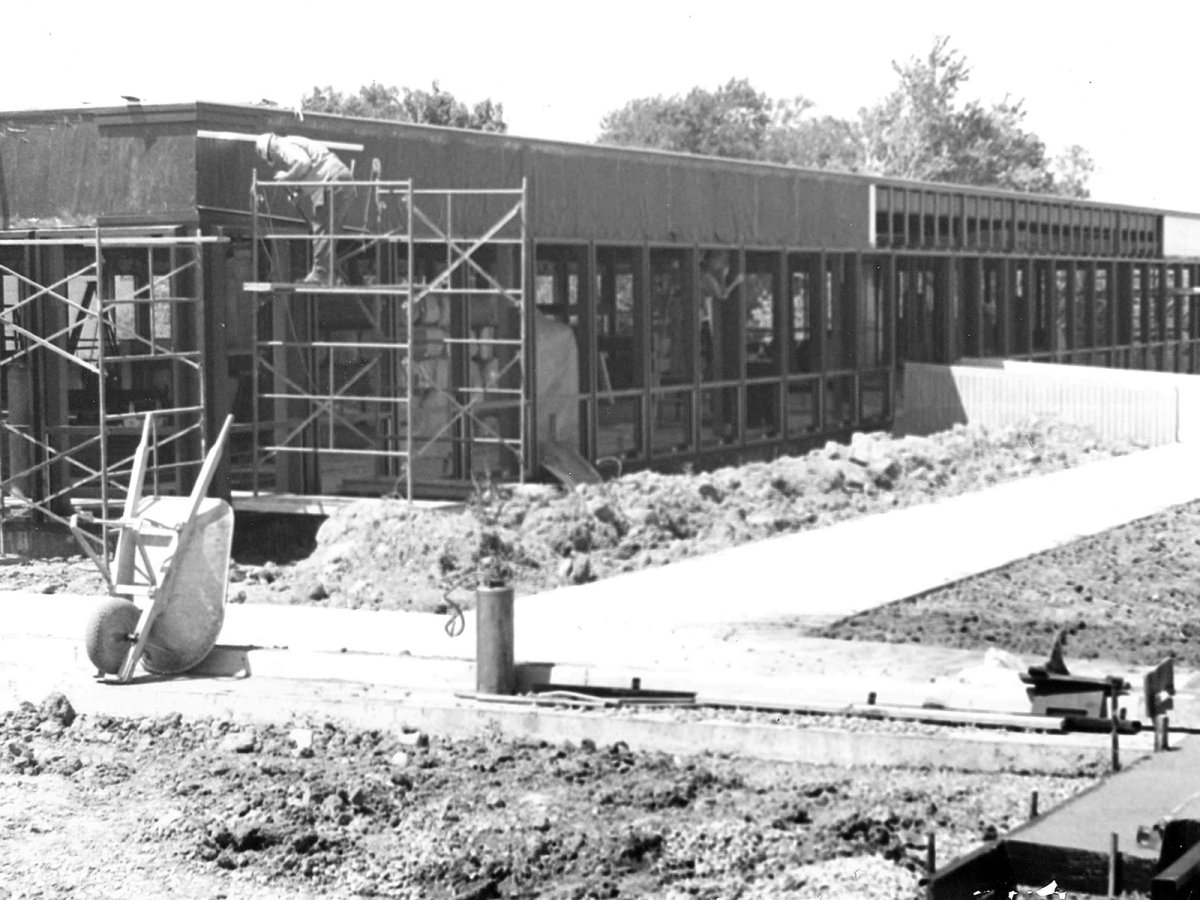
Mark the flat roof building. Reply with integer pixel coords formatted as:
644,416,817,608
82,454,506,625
2,101,1198,535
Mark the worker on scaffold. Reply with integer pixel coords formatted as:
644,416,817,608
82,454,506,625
255,133,356,285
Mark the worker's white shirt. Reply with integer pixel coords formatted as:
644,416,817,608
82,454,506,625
273,136,350,203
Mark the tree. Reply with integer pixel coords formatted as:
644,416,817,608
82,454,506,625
301,81,507,133
596,38,1093,197
598,78,809,161
856,37,1080,194
1049,145,1094,199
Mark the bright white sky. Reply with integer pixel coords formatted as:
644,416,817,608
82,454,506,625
7,0,1199,211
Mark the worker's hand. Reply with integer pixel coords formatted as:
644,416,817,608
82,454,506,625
273,171,289,181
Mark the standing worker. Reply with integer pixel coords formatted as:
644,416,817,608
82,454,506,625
255,133,356,285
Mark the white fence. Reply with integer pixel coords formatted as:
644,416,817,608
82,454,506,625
897,359,1200,445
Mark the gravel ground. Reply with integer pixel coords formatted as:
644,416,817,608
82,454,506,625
0,693,1095,900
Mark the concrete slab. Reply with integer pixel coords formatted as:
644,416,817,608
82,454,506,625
0,657,1153,775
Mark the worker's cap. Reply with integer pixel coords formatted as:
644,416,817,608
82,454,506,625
255,133,275,163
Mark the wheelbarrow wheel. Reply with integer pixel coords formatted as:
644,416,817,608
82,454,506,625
85,598,140,675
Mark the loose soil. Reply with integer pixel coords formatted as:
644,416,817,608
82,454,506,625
818,499,1200,669
0,419,1138,616
0,694,1092,900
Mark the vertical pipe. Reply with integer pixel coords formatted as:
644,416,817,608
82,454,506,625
519,178,528,483
691,244,702,452
775,249,787,441
94,228,109,548
641,242,653,459
476,584,514,695
814,251,827,431
406,180,415,505
587,241,600,464
250,169,261,496
885,254,897,419
192,233,209,488
1108,832,1119,898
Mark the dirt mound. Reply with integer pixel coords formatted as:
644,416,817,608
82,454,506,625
252,419,1133,612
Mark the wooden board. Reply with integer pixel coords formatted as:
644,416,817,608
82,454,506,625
540,440,602,489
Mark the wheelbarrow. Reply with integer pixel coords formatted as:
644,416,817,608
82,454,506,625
71,414,235,683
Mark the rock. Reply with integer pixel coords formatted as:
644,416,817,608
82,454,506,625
304,581,329,602
397,730,428,748
453,878,502,900
746,511,777,529
868,456,901,482
586,499,617,524
289,728,315,758
839,462,868,492
219,730,258,754
38,693,76,728
231,821,271,852
291,831,320,854
569,554,593,584
389,750,411,769
36,720,64,737
556,556,573,581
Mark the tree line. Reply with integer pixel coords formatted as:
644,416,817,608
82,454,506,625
300,37,1093,197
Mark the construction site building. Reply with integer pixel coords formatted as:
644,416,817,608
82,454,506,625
1,101,1199,535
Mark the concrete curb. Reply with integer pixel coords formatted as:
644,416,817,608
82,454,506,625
0,661,1149,775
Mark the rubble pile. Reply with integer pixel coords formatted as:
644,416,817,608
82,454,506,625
269,419,1133,611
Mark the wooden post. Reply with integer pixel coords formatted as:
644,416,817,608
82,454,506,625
926,831,937,874
1156,714,1171,752
1111,698,1121,772
1030,790,1039,819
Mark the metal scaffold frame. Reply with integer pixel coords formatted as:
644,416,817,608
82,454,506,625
0,229,218,555
243,174,528,501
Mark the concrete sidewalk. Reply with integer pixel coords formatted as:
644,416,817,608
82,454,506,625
2,442,1199,717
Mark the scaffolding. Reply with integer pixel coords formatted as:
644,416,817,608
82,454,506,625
0,228,217,555
243,173,528,500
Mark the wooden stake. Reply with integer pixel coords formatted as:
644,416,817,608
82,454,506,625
1155,714,1170,752
1110,709,1121,772
1030,790,1039,819
926,831,936,874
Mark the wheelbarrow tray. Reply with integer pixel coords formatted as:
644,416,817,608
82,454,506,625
120,495,234,675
